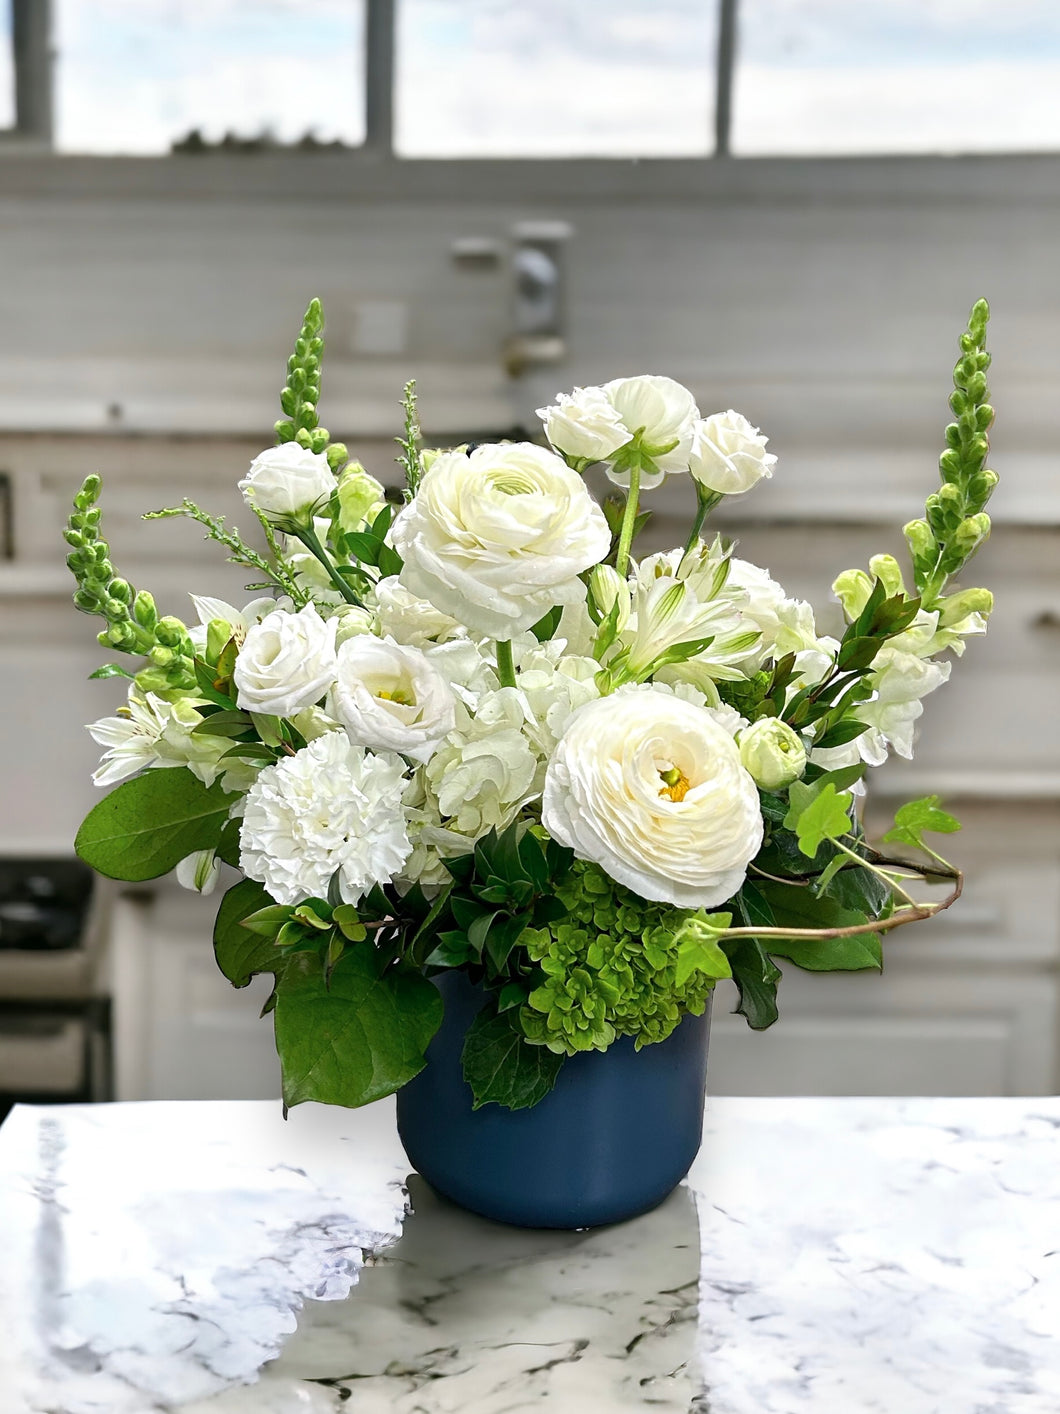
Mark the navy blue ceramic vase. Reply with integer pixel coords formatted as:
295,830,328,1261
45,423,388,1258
396,969,712,1229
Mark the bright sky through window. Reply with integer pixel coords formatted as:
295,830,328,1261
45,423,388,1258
0,6,13,130
54,0,365,154
395,0,718,157
734,0,1060,154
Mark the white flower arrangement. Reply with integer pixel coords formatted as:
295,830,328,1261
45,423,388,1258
66,297,997,1113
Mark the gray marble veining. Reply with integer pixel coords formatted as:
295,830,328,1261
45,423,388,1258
1,1096,1057,1413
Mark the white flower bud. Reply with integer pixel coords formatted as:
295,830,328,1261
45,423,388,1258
738,717,807,791
689,411,776,495
238,443,336,518
536,386,632,462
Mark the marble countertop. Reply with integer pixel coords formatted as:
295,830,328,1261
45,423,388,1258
0,1096,1057,1414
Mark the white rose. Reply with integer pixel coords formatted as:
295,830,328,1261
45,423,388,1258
238,442,336,519
233,603,338,717
536,385,632,463
689,411,777,496
738,717,807,791
329,635,457,764
542,686,763,909
372,575,465,647
390,442,610,640
602,375,700,489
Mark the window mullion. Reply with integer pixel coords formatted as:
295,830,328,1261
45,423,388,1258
364,0,395,156
12,0,53,144
714,0,738,157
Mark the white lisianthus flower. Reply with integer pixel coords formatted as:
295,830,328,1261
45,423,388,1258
542,686,763,909
425,689,540,836
329,636,457,764
390,443,610,639
738,717,807,791
238,443,336,519
87,692,232,788
372,575,465,647
239,733,411,905
601,375,700,489
234,603,338,718
689,411,777,495
536,385,632,463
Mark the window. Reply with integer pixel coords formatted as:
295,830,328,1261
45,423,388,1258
0,7,12,130
54,0,366,154
395,0,719,157
733,0,1060,156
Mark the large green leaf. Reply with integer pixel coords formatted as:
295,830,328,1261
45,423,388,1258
461,1007,564,1110
213,878,282,987
720,937,781,1030
766,931,882,973
273,945,443,1109
75,768,232,881
759,880,867,934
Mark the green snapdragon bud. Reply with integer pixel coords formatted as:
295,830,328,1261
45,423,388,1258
154,615,187,648
108,577,133,603
75,475,102,510
132,590,157,629
149,645,176,668
867,554,906,599
954,512,991,551
937,587,993,627
903,519,936,561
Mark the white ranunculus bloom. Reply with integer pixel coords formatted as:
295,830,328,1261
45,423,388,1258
330,636,457,764
536,385,632,463
390,442,610,639
372,575,465,647
233,603,338,718
542,686,763,909
602,375,700,489
239,733,411,905
689,411,777,495
238,442,336,519
738,717,807,791
425,689,540,836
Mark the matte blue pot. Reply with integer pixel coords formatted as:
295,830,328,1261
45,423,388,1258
396,970,712,1229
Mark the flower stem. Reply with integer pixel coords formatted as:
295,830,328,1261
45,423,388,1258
614,456,642,579
293,522,362,606
683,483,722,557
496,639,517,688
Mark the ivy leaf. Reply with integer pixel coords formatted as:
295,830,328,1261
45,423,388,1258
213,879,282,987
784,781,854,859
882,795,962,850
673,911,732,987
75,768,232,881
720,937,780,1030
827,860,892,917
273,946,443,1109
461,1008,564,1111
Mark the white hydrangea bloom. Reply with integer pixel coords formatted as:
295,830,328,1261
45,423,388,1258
516,648,601,759
425,689,540,837
239,733,411,906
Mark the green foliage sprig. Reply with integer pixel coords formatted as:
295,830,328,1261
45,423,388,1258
143,497,310,606
64,475,197,693
905,298,997,605
396,380,423,499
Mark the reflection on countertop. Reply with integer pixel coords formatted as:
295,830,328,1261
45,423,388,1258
0,1095,1057,1413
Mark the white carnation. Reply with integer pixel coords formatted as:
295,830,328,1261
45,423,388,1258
234,603,338,718
689,411,777,495
329,635,457,764
542,686,763,909
391,442,610,639
238,442,336,519
425,689,540,836
536,385,632,463
239,733,411,905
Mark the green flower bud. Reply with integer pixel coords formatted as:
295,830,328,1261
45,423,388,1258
154,615,187,648
73,588,98,613
75,474,102,509
738,717,807,791
63,528,85,549
133,590,157,629
108,578,132,603
104,598,128,621
867,554,906,599
955,513,991,551
326,442,349,472
832,567,873,619
149,645,176,668
903,519,936,561
134,667,171,694
206,618,233,665
937,587,993,627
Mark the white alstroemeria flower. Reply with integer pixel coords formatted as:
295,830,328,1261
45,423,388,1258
390,442,610,639
621,576,754,681
723,558,825,670
689,411,777,496
188,594,278,654
238,442,335,519
601,375,700,489
542,686,763,909
87,692,232,789
329,636,457,764
239,733,411,905
176,849,222,895
536,385,632,463
234,603,338,718
425,689,540,836
372,575,465,647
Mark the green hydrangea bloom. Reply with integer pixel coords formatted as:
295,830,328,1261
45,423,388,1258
518,862,722,1057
